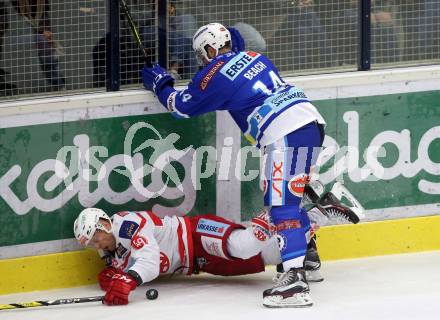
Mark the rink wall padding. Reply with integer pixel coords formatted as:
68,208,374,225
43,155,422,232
1,215,440,295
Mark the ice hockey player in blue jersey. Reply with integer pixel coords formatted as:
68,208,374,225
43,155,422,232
142,22,326,308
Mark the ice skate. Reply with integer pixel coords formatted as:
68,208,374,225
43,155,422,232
316,191,361,224
263,268,313,308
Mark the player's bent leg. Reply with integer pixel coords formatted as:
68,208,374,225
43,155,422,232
227,209,274,260
190,215,266,276
227,227,269,260
260,237,281,266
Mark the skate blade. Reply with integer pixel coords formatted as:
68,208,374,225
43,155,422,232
263,293,313,308
330,182,365,219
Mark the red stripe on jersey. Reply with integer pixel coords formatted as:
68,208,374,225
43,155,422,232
183,216,194,275
134,212,148,234
147,211,163,226
177,220,185,267
121,251,131,270
116,211,130,217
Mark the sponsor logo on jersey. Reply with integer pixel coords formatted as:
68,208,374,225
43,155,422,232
119,220,139,239
271,160,284,205
288,174,310,197
243,61,267,80
251,212,272,242
252,224,271,242
271,89,307,108
159,252,170,273
220,51,261,80
275,219,302,232
115,243,128,259
275,233,287,252
200,60,225,90
131,235,148,250
196,218,229,237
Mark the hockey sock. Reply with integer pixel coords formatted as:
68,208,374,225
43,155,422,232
270,205,308,270
299,207,312,244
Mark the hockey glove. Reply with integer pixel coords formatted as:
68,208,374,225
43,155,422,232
98,266,118,292
142,64,174,96
228,27,245,53
103,273,137,306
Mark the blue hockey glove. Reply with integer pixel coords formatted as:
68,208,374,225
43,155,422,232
142,64,174,95
228,27,245,53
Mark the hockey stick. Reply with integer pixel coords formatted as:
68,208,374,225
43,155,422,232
0,296,103,310
118,0,152,66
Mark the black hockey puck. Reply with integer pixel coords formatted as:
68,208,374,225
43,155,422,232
146,289,158,300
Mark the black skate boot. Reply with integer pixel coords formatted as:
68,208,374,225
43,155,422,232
263,268,313,308
304,235,323,282
316,191,360,224
273,236,323,284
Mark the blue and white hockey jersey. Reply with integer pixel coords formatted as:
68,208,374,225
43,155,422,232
158,51,326,148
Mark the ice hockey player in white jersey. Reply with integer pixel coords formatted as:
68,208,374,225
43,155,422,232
74,208,284,306
74,208,281,305
74,202,361,306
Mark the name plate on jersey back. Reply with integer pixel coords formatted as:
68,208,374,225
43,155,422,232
220,51,261,80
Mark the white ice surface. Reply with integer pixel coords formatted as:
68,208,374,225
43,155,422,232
1,251,440,320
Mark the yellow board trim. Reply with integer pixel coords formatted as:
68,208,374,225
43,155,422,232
317,215,440,260
0,249,104,295
1,215,440,295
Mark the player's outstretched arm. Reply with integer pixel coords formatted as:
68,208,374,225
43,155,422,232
142,63,230,119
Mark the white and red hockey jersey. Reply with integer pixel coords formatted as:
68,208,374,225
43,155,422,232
103,211,193,284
